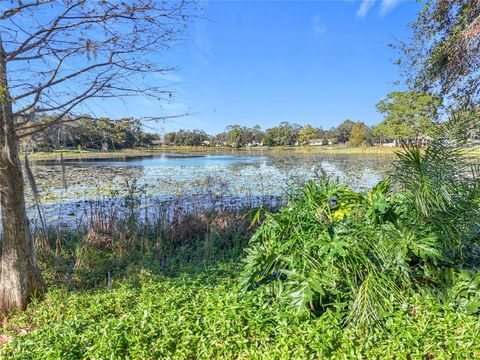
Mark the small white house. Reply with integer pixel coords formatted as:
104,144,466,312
308,138,329,146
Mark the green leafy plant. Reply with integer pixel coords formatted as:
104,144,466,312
392,141,480,257
241,179,443,328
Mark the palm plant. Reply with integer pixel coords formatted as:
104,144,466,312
391,134,480,259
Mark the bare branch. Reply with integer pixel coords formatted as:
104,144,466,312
0,0,196,136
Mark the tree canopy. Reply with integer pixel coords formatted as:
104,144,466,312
375,91,441,141
23,116,159,151
330,120,356,144
349,122,368,146
262,122,302,146
399,0,480,106
163,129,209,147
298,125,324,144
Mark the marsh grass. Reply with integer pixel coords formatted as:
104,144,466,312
27,182,279,291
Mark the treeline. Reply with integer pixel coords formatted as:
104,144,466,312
163,120,373,148
163,91,480,148
22,116,160,151
163,120,380,148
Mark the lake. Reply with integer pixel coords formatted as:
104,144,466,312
28,151,394,226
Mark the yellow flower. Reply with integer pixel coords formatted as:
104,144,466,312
332,209,347,220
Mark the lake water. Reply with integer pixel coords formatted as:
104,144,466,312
28,151,394,226
30,151,393,200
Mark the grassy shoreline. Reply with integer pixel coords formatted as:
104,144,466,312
1,206,479,359
28,144,480,162
28,145,398,161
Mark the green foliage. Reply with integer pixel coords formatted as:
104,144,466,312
163,129,210,147
211,124,264,148
435,270,480,315
241,179,445,328
349,122,367,146
24,116,158,151
262,122,302,146
330,119,356,144
439,108,480,144
242,135,480,328
0,162,479,357
375,91,441,141
298,125,324,145
401,0,480,104
392,142,480,252
2,261,480,359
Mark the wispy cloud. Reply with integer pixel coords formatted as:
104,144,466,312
379,0,401,16
356,0,375,18
193,3,214,67
152,72,184,84
311,15,327,37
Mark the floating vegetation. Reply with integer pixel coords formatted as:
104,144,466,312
25,151,392,226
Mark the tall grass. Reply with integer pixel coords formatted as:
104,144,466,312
30,184,279,290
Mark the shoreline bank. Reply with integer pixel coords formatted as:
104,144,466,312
28,145,399,161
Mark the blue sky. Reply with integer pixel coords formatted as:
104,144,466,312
94,0,422,135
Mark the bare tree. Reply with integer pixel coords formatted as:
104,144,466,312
0,0,195,311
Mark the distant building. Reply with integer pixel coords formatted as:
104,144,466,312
378,136,433,147
151,139,165,147
308,138,329,146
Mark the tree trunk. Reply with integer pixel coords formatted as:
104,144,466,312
0,37,45,311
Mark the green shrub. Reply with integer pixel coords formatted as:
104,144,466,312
392,143,480,254
241,179,444,327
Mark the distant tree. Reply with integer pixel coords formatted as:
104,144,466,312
163,132,177,146
349,122,368,146
364,126,374,146
371,123,392,144
250,125,264,144
22,116,158,151
261,132,275,146
220,125,264,147
225,125,244,148
331,120,356,144
298,125,321,145
164,129,209,146
263,122,301,146
376,91,441,142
